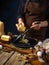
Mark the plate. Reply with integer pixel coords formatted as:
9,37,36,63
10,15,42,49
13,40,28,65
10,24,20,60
43,38,49,49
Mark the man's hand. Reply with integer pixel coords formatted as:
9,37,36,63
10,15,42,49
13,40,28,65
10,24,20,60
30,20,48,30
16,18,26,32
30,21,41,30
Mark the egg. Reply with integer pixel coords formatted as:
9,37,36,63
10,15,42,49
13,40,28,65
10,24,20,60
0,45,3,49
37,51,42,57
37,41,42,46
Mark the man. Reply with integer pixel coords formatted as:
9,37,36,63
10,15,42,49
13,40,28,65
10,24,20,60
16,0,49,41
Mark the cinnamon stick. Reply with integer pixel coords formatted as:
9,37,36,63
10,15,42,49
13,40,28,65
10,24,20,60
0,42,32,54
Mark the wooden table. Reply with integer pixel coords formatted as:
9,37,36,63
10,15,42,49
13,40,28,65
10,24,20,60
0,42,49,65
0,51,27,65
0,50,47,65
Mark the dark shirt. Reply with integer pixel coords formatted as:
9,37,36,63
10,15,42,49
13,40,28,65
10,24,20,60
17,0,49,24
17,0,49,39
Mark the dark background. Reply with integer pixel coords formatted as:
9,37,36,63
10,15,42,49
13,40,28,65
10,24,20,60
0,0,20,34
0,0,49,38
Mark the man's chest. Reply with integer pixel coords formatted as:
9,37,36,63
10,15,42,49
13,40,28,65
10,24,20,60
24,1,47,14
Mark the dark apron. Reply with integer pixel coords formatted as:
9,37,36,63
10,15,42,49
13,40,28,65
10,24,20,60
24,1,48,41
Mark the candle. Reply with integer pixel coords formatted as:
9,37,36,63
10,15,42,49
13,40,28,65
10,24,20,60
0,21,5,36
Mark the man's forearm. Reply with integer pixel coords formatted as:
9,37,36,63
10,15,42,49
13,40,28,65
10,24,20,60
39,20,48,28
18,19,49,29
